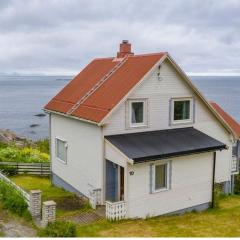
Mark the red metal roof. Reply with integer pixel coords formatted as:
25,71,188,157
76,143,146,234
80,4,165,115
210,102,240,138
45,53,165,123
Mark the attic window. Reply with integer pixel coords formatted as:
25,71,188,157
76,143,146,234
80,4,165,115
171,98,193,124
129,99,147,128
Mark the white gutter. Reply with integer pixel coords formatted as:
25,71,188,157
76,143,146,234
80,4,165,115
43,109,99,126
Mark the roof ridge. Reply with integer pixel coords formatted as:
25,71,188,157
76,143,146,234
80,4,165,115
93,52,167,61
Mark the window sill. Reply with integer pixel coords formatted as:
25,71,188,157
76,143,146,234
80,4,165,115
152,187,169,194
56,157,67,165
129,123,147,128
171,119,193,125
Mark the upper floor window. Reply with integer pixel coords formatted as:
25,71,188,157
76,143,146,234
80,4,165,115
129,99,147,127
56,138,67,163
171,98,193,124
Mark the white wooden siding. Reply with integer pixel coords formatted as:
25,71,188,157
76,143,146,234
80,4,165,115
126,152,213,218
105,140,128,167
103,59,232,182
51,113,103,199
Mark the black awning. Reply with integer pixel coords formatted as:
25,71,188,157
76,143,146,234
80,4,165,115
105,127,226,164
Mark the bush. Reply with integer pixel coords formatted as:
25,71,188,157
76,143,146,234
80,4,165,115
39,221,77,237
34,139,49,154
0,180,29,217
0,142,8,149
212,183,226,209
0,146,49,163
234,174,240,194
0,165,18,176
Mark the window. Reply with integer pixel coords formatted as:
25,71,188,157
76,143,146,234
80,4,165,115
232,144,237,157
129,100,147,127
153,162,169,192
56,138,67,163
171,98,193,124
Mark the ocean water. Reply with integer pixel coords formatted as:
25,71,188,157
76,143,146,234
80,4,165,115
0,75,239,140
0,75,72,140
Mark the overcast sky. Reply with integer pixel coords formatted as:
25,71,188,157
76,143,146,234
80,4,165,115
0,0,239,75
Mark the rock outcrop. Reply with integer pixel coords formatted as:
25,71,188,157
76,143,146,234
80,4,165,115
0,129,26,144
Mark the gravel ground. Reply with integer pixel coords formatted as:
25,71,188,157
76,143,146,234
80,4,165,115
0,218,37,237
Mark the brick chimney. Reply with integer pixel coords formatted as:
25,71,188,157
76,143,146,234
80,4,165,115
117,40,134,58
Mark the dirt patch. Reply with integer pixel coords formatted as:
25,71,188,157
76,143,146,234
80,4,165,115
55,195,87,211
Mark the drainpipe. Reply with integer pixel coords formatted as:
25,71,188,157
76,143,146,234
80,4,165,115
211,152,216,208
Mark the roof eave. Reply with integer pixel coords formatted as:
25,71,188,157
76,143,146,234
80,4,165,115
133,145,227,164
43,109,100,125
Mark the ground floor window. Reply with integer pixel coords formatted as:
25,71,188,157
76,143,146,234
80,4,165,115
56,138,67,163
152,162,170,192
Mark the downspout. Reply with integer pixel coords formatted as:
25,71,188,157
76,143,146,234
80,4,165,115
211,151,216,208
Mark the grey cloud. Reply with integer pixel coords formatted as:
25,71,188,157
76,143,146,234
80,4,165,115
0,0,239,74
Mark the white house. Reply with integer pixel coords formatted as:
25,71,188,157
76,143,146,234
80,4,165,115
44,40,238,220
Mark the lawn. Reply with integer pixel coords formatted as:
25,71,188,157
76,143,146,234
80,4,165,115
10,175,240,237
10,175,92,218
76,195,240,237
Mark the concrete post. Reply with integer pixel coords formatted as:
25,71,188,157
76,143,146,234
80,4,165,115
41,200,56,227
29,190,41,218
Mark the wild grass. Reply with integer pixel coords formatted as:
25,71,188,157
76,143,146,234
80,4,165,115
10,175,92,218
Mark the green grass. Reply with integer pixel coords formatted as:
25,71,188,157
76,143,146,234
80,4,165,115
10,175,92,218
10,175,72,201
76,195,240,237
10,175,240,237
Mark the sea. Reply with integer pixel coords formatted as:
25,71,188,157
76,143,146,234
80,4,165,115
0,75,239,140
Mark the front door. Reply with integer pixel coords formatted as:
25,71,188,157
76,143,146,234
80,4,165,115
106,160,118,202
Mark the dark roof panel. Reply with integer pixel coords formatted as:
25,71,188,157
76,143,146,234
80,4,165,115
105,127,226,163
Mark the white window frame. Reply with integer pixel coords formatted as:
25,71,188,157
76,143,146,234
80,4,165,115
232,142,237,157
171,97,193,125
152,161,170,193
55,137,68,164
129,99,147,128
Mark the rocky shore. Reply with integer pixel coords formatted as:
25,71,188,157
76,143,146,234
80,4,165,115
0,129,27,146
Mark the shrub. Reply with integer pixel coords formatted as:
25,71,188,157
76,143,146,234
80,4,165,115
212,183,226,209
234,174,240,194
0,165,18,176
39,221,77,237
34,139,49,154
0,180,29,217
0,142,8,149
0,146,49,163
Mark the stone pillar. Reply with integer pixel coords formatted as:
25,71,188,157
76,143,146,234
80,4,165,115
41,200,56,227
29,190,41,218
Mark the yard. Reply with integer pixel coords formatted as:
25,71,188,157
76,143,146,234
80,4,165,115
10,175,92,219
9,175,240,237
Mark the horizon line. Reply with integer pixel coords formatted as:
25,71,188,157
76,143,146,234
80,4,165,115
0,72,240,77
